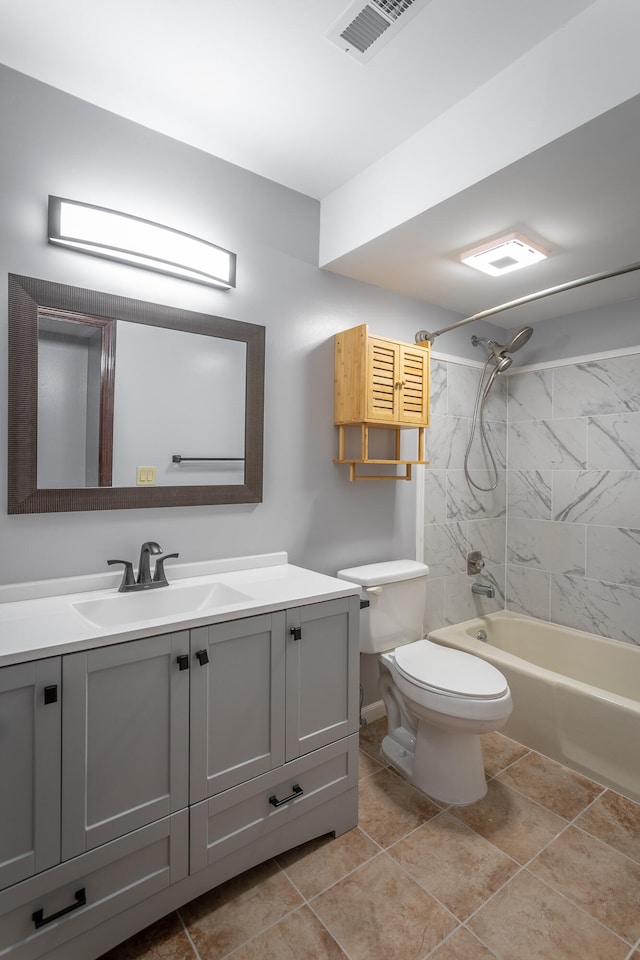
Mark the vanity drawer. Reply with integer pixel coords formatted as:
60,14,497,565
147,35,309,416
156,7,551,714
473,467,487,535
190,734,358,872
0,811,188,960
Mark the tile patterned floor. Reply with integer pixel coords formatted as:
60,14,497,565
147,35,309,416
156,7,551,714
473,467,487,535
98,720,640,960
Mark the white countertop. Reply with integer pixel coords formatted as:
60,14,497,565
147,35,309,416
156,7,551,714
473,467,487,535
0,553,360,666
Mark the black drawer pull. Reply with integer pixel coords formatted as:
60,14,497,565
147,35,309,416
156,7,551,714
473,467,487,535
269,784,303,808
44,684,58,704
196,649,209,666
290,626,302,642
176,655,189,671
32,888,86,928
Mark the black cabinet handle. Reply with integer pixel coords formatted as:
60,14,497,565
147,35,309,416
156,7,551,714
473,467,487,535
289,626,302,642
269,784,303,807
32,888,86,928
44,684,58,704
196,649,209,666
176,655,189,671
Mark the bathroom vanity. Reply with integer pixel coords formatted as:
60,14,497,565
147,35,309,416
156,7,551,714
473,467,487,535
0,553,360,960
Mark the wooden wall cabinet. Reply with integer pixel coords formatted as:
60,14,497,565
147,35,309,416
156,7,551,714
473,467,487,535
334,324,430,480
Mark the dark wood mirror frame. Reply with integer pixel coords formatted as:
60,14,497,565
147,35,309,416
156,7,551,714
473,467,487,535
8,274,265,513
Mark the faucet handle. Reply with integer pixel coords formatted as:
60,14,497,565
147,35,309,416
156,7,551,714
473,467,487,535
152,553,179,586
108,559,136,592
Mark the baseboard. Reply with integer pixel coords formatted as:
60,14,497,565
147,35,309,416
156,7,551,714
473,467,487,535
361,700,386,725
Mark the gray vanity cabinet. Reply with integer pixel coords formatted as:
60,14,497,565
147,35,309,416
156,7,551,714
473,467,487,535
285,599,358,760
189,597,360,873
0,659,62,891
60,632,190,860
0,593,359,960
189,612,287,802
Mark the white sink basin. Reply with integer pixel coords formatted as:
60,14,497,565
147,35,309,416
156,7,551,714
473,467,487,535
72,581,252,629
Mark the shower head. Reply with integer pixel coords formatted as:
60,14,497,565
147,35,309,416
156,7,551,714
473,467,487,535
504,326,533,353
471,325,533,364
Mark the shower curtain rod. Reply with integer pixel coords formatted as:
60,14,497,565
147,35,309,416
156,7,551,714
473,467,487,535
415,259,640,346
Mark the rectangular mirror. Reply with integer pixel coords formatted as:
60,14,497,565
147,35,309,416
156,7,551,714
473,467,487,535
8,274,264,513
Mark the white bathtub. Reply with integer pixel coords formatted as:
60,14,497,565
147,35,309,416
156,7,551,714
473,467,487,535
428,610,640,802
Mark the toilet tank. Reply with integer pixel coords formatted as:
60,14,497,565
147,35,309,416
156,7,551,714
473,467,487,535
337,560,429,654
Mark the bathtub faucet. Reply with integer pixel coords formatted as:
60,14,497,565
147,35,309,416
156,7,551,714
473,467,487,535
471,582,495,598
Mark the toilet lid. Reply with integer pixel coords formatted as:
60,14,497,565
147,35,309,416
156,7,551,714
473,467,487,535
394,640,508,699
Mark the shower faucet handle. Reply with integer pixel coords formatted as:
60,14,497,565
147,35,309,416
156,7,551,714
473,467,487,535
467,551,485,576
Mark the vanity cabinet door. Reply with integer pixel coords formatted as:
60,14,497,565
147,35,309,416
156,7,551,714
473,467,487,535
285,597,359,761
61,632,190,861
190,612,286,803
0,658,61,891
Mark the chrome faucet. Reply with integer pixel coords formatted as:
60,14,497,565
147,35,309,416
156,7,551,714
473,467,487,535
108,542,179,592
471,582,495,598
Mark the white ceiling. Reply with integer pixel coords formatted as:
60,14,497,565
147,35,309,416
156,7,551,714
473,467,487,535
1,0,639,327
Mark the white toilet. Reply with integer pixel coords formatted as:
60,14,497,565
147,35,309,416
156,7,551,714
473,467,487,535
337,559,512,805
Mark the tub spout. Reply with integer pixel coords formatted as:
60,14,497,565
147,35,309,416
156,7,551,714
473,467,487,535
471,582,495,598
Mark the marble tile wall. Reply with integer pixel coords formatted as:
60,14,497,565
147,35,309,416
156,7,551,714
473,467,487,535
422,358,508,633
422,350,640,647
506,352,640,646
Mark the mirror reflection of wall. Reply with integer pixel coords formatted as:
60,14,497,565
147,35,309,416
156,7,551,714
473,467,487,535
38,319,102,487
111,322,246,487
36,315,247,489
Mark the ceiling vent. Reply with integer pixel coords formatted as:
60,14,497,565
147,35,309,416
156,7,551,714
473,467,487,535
326,0,433,63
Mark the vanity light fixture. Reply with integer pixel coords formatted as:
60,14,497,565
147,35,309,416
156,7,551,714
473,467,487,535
460,231,548,277
47,196,236,289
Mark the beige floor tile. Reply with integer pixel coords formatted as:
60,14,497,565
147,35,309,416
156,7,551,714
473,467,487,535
358,766,441,847
359,748,386,780
496,751,603,819
96,913,195,960
275,826,379,899
179,860,302,960
389,812,518,920
312,853,456,960
429,927,498,960
358,717,387,760
481,732,529,778
528,825,640,944
226,905,348,960
575,790,640,863
468,870,629,959
451,779,567,864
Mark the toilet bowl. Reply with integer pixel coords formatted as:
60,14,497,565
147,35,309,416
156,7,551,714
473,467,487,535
337,560,512,805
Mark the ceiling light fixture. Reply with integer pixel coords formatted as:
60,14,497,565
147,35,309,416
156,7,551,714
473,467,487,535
460,232,548,277
48,196,236,289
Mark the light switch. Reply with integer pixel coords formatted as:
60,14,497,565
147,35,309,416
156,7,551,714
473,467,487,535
136,466,157,486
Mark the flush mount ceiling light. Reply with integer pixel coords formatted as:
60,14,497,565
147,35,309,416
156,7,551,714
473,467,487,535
460,232,548,277
48,196,236,289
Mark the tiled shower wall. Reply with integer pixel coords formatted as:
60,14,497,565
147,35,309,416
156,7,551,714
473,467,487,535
422,350,640,647
505,350,640,646
422,357,507,633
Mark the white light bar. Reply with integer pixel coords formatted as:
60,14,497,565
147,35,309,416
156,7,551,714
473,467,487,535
48,196,236,289
460,232,548,277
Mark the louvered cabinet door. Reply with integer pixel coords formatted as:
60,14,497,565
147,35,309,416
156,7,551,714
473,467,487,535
398,345,429,425
366,337,400,422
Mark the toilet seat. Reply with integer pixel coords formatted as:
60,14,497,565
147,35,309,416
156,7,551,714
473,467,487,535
394,640,508,700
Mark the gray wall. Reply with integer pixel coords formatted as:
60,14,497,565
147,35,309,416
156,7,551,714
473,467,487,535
1,64,489,585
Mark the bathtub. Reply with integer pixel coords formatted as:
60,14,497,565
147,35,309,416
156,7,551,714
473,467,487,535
428,611,640,802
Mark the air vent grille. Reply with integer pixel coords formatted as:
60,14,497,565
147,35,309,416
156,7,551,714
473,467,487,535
326,0,432,63
341,7,390,53
373,0,417,21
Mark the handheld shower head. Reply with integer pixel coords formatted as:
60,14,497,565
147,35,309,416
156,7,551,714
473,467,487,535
505,326,533,353
472,325,533,368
